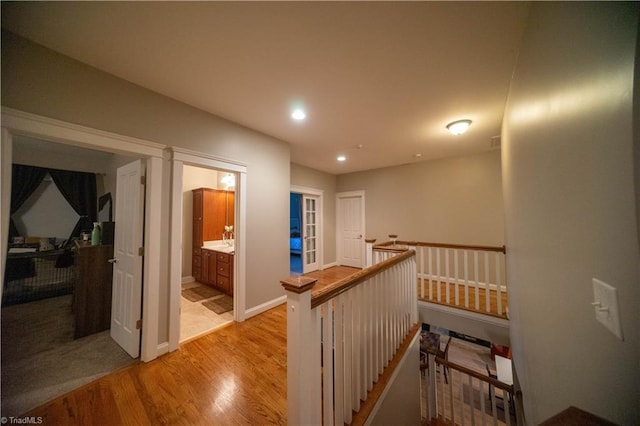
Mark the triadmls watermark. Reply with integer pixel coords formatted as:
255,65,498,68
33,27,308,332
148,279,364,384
1,417,44,425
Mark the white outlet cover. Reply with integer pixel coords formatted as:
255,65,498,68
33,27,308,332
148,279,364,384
592,278,624,341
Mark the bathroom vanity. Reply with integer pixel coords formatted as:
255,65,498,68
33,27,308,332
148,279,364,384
192,188,234,295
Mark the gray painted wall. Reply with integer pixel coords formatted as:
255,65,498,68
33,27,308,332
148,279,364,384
502,3,639,423
337,150,504,246
2,30,291,344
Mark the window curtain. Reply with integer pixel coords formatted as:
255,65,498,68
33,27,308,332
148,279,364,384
8,164,97,242
49,169,97,222
8,165,48,241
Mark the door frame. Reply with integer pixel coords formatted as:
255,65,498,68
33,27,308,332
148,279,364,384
168,148,247,352
0,107,165,362
290,185,324,272
336,190,366,268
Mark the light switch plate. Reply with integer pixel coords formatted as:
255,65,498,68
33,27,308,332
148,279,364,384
592,278,623,341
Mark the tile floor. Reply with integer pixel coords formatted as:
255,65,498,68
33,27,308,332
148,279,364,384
180,281,234,343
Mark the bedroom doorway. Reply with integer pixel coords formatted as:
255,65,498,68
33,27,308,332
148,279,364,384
0,136,145,416
290,186,323,275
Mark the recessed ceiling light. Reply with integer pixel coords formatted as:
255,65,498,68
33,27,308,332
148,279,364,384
446,119,472,135
291,108,306,121
414,153,422,158
337,155,346,162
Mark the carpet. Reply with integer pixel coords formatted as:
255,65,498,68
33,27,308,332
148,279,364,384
203,296,234,314
182,285,223,302
1,295,137,416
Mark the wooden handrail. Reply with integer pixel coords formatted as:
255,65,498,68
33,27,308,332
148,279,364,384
311,249,415,309
376,240,506,254
436,356,514,393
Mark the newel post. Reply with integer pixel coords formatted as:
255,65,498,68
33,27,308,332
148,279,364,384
365,238,376,267
281,276,319,425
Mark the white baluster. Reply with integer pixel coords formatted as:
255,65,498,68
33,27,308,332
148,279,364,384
474,251,480,311
484,252,490,313
322,303,334,425
464,250,470,309
496,252,502,316
280,276,318,426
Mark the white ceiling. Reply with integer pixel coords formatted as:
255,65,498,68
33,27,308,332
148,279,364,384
1,2,531,175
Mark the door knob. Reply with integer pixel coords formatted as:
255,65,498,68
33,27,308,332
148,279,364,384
108,258,118,264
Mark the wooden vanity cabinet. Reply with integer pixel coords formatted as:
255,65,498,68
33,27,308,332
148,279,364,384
216,252,234,296
192,187,234,291
200,249,233,296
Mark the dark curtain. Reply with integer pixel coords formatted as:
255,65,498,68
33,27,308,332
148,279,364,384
8,164,98,243
49,169,97,222
8,165,48,241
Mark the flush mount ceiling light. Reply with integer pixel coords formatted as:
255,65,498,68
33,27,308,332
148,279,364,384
337,155,346,162
291,108,306,121
446,119,472,135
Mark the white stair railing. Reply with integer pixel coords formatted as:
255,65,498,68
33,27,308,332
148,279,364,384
282,249,418,425
370,239,508,317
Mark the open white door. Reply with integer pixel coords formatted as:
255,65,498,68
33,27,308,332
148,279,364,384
302,194,320,273
337,192,365,268
110,160,144,358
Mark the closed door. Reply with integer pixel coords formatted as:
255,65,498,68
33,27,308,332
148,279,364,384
302,194,320,273
337,192,364,268
110,160,144,358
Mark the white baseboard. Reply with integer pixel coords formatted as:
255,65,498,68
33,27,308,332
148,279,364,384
417,273,508,292
182,276,195,284
418,300,510,328
244,295,287,319
323,261,337,269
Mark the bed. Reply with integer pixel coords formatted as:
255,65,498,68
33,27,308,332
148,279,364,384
290,219,302,255
3,244,75,306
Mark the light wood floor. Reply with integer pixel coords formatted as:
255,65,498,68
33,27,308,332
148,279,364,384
22,266,503,424
418,280,509,319
22,267,361,424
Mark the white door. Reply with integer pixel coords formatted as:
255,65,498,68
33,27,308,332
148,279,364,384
302,194,320,273
110,160,144,358
337,192,364,268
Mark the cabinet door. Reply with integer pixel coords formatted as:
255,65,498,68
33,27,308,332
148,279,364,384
206,250,218,286
193,189,203,247
226,191,235,228
192,248,202,282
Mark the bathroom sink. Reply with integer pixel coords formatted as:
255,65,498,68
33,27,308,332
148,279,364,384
202,240,234,254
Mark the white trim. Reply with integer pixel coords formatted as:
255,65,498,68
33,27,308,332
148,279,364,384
290,185,324,272
182,276,196,284
290,185,324,196
417,273,508,292
418,300,510,328
156,342,170,357
323,261,338,269
1,107,165,157
235,170,247,322
0,130,12,297
168,149,248,352
0,108,165,362
244,295,287,320
364,329,421,426
141,156,163,362
336,190,366,268
172,147,247,172
168,156,184,352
